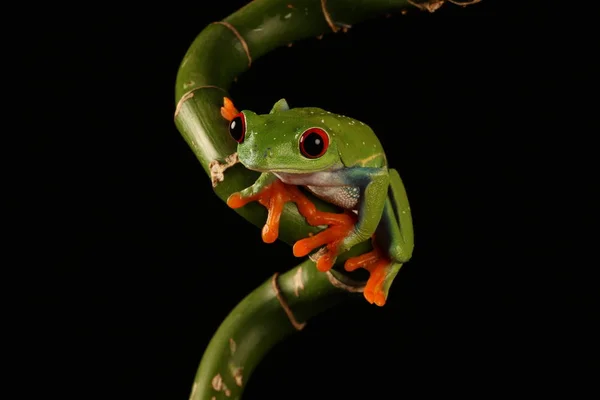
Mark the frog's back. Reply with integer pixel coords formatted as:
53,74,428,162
294,107,387,168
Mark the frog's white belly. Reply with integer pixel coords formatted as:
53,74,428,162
273,171,359,210
305,185,360,210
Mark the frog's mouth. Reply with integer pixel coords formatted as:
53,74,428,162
244,162,343,175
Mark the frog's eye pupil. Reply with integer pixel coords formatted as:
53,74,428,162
229,113,246,143
299,128,329,159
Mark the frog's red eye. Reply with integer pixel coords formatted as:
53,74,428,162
229,113,246,143
299,128,329,159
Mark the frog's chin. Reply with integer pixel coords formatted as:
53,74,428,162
244,164,341,174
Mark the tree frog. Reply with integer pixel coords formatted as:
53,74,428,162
220,97,414,306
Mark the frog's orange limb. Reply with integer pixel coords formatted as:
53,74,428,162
220,97,239,121
227,180,293,243
261,181,291,243
344,237,390,306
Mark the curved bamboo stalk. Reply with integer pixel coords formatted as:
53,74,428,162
189,262,364,400
174,0,480,398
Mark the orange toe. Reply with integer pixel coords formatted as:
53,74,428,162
362,259,389,306
293,225,349,257
315,251,337,272
344,247,382,272
261,182,289,243
227,192,250,209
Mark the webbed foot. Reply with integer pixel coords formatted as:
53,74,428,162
344,238,401,307
227,179,295,243
289,187,357,272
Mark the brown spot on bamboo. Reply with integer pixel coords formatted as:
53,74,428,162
229,338,236,354
293,267,305,297
271,273,306,330
209,153,239,187
211,374,223,391
232,367,243,387
213,21,252,67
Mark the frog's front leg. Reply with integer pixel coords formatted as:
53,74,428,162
227,172,291,243
341,169,390,252
227,172,278,203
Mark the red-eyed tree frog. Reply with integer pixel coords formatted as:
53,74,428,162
220,97,414,306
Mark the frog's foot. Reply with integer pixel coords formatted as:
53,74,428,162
344,239,394,306
220,97,239,121
227,180,294,244
287,186,357,272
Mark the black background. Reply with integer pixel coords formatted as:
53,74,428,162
24,1,596,399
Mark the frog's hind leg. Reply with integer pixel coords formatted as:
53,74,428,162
387,168,414,261
344,169,414,305
344,233,402,307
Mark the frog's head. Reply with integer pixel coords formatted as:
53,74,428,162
228,99,341,173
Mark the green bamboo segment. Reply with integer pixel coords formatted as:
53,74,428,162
175,0,413,100
189,262,363,400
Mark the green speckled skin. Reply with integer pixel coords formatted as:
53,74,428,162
237,98,386,173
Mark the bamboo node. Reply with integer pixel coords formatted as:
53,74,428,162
271,273,306,330
320,0,339,33
213,21,252,67
174,85,227,119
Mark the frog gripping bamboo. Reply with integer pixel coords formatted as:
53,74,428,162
224,97,414,306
